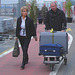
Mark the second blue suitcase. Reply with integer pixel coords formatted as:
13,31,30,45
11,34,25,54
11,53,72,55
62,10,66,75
39,44,64,56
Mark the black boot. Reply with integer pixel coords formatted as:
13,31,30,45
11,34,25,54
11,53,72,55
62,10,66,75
21,61,25,69
25,61,28,64
25,58,29,64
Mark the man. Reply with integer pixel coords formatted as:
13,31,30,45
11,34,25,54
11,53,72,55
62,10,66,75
44,2,67,61
41,4,48,23
45,2,67,31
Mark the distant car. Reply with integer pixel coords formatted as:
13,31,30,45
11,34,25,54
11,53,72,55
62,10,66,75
0,36,3,41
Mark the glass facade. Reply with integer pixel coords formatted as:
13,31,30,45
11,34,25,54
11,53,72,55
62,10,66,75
70,0,75,5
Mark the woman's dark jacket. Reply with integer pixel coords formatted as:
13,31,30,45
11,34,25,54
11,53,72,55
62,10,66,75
16,16,36,38
45,8,67,31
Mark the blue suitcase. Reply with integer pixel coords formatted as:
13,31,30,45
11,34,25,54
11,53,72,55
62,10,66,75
39,44,64,56
40,32,68,54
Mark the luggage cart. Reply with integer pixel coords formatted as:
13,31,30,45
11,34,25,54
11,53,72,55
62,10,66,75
39,31,68,71
39,51,67,71
43,54,67,71
39,43,67,71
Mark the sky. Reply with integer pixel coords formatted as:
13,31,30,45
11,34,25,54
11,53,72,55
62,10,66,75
1,0,18,4
1,0,44,4
1,0,66,4
27,0,66,3
1,0,43,4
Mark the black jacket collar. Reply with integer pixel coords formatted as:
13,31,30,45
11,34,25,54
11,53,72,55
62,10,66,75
19,15,28,21
51,8,59,14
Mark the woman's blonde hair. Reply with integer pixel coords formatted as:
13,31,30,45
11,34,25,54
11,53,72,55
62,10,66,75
21,6,28,12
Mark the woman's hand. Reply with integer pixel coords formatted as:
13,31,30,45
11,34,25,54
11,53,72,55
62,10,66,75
34,36,37,41
15,37,18,40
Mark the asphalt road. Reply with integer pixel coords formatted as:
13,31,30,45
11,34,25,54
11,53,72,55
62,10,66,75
0,39,15,53
57,22,75,75
0,17,16,54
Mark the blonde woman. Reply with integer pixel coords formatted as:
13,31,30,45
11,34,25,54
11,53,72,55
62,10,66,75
16,6,37,69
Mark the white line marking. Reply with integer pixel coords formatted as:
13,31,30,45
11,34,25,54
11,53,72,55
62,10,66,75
0,36,34,58
68,33,73,49
0,48,13,57
49,33,73,75
0,45,21,58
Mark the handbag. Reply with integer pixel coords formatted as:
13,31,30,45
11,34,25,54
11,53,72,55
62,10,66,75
12,40,20,57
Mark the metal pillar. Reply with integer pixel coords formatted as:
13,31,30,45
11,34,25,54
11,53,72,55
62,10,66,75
0,0,1,15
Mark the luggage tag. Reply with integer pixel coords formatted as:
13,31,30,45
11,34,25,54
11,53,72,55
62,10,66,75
50,28,53,33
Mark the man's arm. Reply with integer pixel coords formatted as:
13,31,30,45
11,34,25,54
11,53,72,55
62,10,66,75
61,11,67,30
44,11,50,30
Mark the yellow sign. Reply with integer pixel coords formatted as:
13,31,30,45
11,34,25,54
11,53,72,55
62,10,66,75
50,28,72,32
66,28,72,32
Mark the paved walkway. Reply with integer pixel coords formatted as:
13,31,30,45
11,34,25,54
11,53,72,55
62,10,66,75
0,22,72,75
0,24,51,75
72,15,75,22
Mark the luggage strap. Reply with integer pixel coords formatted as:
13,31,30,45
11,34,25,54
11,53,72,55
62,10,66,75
50,28,54,44
52,32,54,44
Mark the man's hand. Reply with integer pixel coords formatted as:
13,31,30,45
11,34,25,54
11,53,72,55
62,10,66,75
47,30,51,32
61,30,65,32
15,37,18,40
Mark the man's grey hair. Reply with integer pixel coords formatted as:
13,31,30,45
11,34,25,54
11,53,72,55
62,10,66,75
50,2,57,6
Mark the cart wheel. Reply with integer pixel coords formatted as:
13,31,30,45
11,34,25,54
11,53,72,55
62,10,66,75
50,64,54,71
64,58,67,65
